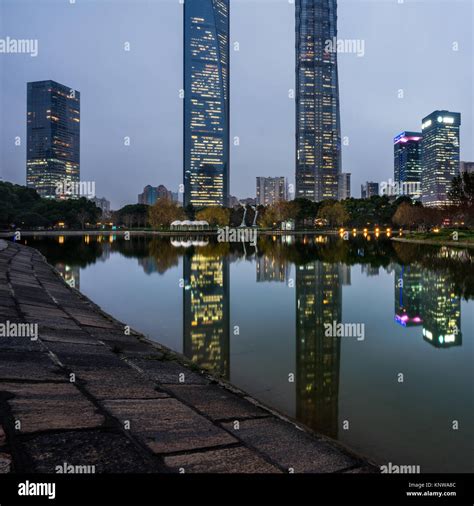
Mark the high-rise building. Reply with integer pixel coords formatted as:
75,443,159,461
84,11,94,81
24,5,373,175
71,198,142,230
295,0,341,202
338,173,351,200
421,110,461,207
183,0,230,208
394,131,422,199
27,80,80,199
138,185,174,205
460,161,474,175
361,182,379,199
256,177,287,206
90,197,111,216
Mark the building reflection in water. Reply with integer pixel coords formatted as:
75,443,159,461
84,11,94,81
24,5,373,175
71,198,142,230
421,270,462,348
394,264,423,327
295,262,342,439
183,254,230,379
55,263,80,290
394,265,462,348
256,256,290,283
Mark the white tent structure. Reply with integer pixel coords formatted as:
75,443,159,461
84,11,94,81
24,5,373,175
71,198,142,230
170,220,210,231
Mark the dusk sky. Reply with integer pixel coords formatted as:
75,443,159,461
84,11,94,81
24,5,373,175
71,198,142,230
1,0,472,209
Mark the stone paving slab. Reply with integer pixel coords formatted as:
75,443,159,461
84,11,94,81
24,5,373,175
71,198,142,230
129,358,209,385
73,368,170,401
45,342,130,370
20,430,157,473
1,382,105,433
164,446,281,473
221,418,358,473
165,385,268,421
104,398,237,454
39,328,103,346
0,351,64,381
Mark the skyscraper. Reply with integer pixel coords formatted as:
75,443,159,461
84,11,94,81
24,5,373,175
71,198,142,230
394,131,422,199
256,177,287,206
338,172,351,200
27,80,80,199
421,110,461,207
183,0,229,208
295,0,342,202
361,181,379,199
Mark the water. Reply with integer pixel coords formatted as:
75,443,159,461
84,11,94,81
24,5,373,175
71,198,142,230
17,234,474,472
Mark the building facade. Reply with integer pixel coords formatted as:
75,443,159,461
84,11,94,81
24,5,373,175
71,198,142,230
460,161,474,175
338,172,351,200
138,185,174,205
27,80,80,199
256,177,287,206
361,181,379,199
421,110,461,207
295,0,341,202
183,0,230,208
90,197,111,216
394,131,422,199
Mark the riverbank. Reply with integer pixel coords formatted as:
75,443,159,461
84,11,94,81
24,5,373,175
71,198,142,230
0,229,342,238
392,236,474,249
0,239,377,473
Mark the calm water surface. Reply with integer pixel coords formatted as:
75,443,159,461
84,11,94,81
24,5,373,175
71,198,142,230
18,235,474,472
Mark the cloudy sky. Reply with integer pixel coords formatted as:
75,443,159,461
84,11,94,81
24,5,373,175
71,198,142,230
0,0,472,208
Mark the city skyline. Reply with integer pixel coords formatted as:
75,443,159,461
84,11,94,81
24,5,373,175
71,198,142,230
1,0,473,209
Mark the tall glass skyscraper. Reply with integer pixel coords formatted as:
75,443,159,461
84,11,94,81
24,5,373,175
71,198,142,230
26,80,80,199
295,0,342,202
184,0,229,208
421,110,461,207
394,132,422,199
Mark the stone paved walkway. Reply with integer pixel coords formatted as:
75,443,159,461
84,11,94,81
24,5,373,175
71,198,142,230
0,239,377,473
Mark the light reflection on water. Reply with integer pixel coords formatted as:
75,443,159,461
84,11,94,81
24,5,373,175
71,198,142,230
20,235,474,473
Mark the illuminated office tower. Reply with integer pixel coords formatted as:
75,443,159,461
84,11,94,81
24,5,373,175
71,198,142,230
295,261,341,439
421,111,461,207
184,0,229,207
394,132,422,199
295,0,342,202
183,253,230,378
27,80,80,199
394,264,423,327
421,270,462,348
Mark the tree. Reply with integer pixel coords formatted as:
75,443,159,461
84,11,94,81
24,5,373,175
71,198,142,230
449,172,474,208
148,199,185,229
259,201,292,228
114,204,149,228
317,201,349,227
196,207,230,227
392,202,418,229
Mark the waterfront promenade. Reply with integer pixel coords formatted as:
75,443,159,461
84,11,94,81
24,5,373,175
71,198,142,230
0,239,376,474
